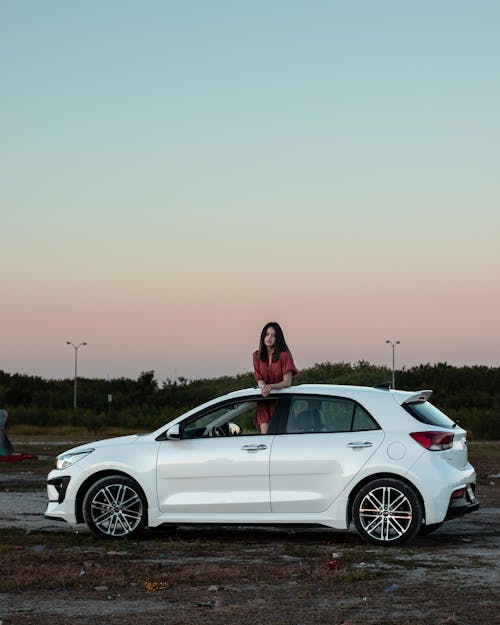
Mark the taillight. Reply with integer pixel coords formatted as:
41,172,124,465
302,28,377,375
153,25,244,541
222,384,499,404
410,431,454,451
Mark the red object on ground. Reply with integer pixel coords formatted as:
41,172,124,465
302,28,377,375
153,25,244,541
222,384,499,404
0,453,38,462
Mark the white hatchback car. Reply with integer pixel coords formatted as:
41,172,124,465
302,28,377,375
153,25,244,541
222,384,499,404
45,384,479,546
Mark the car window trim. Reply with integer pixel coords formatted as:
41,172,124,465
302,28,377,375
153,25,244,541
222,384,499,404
156,394,284,441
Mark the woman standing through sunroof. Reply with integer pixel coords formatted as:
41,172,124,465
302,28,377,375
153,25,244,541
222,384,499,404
253,321,298,434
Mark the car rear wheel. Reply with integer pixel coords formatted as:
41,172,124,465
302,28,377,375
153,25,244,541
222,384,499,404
352,478,422,546
83,475,147,539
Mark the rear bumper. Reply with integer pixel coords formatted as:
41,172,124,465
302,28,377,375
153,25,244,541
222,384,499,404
445,483,479,520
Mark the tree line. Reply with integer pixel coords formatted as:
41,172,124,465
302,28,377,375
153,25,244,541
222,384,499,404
0,361,499,439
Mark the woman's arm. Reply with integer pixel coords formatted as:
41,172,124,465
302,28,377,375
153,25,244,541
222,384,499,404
260,371,292,397
253,351,266,389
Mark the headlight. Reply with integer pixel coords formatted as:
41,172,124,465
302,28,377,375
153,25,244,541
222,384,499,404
56,449,94,470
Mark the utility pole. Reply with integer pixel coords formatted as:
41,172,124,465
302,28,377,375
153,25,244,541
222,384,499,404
66,341,87,417
385,340,400,389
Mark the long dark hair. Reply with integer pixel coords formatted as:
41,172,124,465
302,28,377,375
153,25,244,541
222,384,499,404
258,322,291,362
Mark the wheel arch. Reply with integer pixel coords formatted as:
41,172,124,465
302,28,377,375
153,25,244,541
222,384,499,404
347,472,425,526
75,470,149,524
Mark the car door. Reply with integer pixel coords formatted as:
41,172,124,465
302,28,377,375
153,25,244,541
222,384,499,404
270,395,384,513
156,398,274,514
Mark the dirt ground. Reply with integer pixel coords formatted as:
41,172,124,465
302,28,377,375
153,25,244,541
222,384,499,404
0,440,498,625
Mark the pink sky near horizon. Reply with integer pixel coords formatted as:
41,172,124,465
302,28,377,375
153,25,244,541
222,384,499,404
3,262,499,382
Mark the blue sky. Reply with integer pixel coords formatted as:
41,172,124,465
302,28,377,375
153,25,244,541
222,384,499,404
1,1,499,382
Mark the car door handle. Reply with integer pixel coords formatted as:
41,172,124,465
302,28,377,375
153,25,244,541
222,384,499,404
347,441,374,448
241,444,267,451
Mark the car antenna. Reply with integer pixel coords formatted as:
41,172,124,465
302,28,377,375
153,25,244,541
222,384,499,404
374,382,392,390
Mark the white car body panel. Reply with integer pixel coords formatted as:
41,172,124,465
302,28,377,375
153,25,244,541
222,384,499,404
269,430,385,513
156,435,272,513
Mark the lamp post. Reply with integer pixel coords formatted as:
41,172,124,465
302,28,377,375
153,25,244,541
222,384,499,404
66,341,87,417
385,340,400,389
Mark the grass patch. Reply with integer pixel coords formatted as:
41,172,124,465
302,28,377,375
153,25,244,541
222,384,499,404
468,441,500,472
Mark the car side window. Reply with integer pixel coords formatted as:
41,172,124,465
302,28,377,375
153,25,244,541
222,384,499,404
182,400,264,438
352,403,379,431
286,396,379,433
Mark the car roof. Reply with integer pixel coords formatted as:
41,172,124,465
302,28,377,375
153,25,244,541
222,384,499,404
222,384,433,406
155,383,434,436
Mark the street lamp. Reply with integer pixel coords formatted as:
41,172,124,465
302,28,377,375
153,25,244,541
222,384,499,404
386,340,400,389
66,341,87,417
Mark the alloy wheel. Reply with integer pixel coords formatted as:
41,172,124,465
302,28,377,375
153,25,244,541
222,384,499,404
353,479,422,545
83,476,146,538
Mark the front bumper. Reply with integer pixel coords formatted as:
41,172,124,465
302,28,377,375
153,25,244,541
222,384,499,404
46,470,79,524
47,475,71,503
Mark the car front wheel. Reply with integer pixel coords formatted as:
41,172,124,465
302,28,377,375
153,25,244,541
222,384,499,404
82,475,147,539
352,478,422,546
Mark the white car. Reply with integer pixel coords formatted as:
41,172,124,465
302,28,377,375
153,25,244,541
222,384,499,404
45,384,479,546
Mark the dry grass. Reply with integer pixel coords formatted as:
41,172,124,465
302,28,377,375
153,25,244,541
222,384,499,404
0,522,498,625
0,538,378,594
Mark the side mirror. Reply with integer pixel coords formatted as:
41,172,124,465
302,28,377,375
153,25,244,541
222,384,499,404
166,424,181,440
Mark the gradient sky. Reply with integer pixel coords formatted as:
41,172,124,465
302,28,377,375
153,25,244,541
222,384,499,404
2,0,499,383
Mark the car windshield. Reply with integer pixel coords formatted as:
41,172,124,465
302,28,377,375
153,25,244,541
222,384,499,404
404,400,456,428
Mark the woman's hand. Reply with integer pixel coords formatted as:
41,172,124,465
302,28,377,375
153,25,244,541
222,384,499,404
260,384,271,397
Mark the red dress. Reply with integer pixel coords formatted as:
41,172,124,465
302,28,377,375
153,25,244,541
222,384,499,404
253,350,299,427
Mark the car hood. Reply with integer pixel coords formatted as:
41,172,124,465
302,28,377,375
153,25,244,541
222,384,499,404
60,434,147,456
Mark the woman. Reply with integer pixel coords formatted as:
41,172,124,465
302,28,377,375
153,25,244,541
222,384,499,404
253,322,298,433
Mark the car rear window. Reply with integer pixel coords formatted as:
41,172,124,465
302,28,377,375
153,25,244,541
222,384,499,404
403,401,456,428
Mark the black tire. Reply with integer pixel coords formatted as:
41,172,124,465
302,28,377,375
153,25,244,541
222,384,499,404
352,478,423,546
82,475,147,539
418,522,443,536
